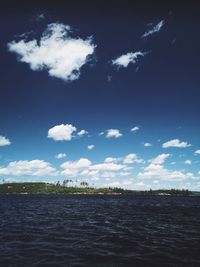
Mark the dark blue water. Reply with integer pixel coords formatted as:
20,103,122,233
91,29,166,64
0,195,200,267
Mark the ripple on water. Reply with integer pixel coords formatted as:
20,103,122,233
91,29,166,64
0,195,200,266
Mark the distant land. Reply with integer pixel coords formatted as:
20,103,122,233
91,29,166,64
0,182,199,196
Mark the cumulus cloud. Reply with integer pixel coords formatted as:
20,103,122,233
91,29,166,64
55,153,67,159
91,162,125,171
8,23,96,81
104,153,144,165
112,51,146,68
123,153,144,164
0,136,11,146
88,144,94,150
0,160,57,176
60,157,127,177
48,124,76,141
105,129,122,138
142,20,165,38
60,155,131,179
131,126,140,133
144,142,152,147
61,158,91,169
61,158,92,176
138,153,192,181
195,150,200,155
162,139,191,148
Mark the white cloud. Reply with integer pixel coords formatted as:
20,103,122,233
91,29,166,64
104,157,119,163
34,13,45,21
0,160,57,176
77,129,88,137
87,144,94,150
144,142,152,147
55,153,67,159
61,158,92,176
185,160,192,165
106,179,134,189
104,153,144,165
48,124,76,141
112,51,146,68
101,171,117,178
0,136,11,146
151,153,170,165
119,172,130,176
123,153,144,164
60,157,128,178
131,126,140,133
61,158,91,169
105,129,122,138
195,150,200,155
138,153,191,181
91,162,125,171
162,139,191,148
142,20,165,38
8,23,95,81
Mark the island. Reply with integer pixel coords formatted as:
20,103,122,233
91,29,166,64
0,182,199,196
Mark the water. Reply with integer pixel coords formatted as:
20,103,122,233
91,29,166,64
0,195,200,266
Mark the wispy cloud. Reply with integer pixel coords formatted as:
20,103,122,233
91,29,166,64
151,153,170,165
88,145,94,150
77,130,88,137
195,150,200,155
0,135,11,146
33,13,45,21
131,126,140,133
184,160,191,165
112,51,146,68
99,131,104,136
142,20,165,38
162,139,191,148
144,142,152,147
55,153,67,159
107,75,112,82
8,23,96,81
104,157,119,163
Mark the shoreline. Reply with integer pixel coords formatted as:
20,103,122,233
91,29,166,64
0,182,199,196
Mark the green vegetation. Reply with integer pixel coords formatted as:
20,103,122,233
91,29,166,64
0,182,198,196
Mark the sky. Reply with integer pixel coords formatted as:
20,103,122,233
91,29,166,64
0,0,200,190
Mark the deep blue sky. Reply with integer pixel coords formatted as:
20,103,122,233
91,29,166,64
0,0,200,190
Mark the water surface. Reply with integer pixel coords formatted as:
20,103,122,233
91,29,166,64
0,195,200,266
